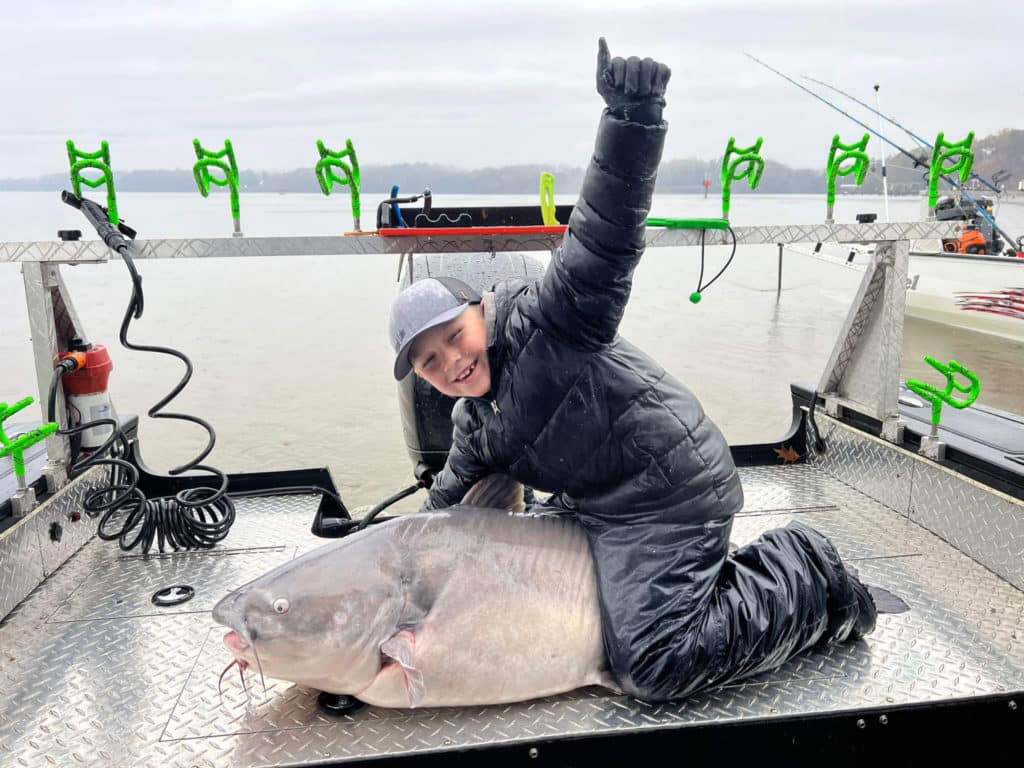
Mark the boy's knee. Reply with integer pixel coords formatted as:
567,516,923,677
609,611,723,703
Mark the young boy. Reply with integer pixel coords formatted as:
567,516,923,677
387,38,876,704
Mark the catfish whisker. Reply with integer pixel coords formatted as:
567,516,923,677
252,641,268,694
218,656,254,710
239,661,251,701
218,659,237,703
218,659,252,709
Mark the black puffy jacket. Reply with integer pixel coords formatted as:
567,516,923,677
422,109,743,526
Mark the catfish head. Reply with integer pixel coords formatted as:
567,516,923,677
211,531,407,696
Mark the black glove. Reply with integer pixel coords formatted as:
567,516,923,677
595,37,671,125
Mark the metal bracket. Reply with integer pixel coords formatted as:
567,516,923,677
11,487,37,518
881,416,905,443
42,264,62,289
825,396,844,418
42,461,68,493
919,434,946,461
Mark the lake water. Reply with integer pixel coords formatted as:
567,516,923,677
2,190,1022,513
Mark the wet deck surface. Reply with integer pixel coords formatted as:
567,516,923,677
1,463,1022,767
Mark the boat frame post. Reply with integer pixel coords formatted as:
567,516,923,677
817,238,910,443
19,261,89,498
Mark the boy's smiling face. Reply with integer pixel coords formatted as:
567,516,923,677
409,305,491,398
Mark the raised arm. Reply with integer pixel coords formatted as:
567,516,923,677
534,38,670,348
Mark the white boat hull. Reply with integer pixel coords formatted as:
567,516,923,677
791,240,1024,343
906,251,1024,343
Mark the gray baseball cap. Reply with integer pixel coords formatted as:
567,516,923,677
389,276,482,380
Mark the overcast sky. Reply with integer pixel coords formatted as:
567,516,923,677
2,0,1018,179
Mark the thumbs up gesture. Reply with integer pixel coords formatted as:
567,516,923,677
595,37,671,123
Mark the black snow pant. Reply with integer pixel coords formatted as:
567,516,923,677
573,493,876,703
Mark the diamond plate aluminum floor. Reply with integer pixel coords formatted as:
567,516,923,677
1,466,1022,767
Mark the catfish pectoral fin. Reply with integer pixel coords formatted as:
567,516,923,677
381,630,426,708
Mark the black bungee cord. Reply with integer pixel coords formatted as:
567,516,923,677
689,226,738,304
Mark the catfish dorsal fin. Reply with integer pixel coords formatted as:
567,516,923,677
461,473,524,512
381,629,425,708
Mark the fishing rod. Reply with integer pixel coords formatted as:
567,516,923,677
745,53,1018,251
804,76,930,150
801,74,1005,196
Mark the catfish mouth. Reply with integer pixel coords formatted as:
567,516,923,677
223,630,253,670
224,630,249,653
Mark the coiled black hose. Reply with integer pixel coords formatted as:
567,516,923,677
55,192,235,554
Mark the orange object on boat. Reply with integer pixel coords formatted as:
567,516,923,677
943,224,988,254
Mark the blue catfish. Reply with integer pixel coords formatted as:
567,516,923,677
211,477,618,708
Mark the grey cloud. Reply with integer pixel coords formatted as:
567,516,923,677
2,0,1018,178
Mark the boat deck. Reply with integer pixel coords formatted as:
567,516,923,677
1,461,1022,767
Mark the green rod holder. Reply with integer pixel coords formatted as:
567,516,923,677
721,137,764,220
905,356,980,437
0,397,58,487
825,133,870,222
928,131,974,215
194,138,242,236
539,171,558,225
315,138,361,231
646,217,729,230
67,140,119,225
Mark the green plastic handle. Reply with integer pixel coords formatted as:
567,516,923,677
67,140,119,225
193,138,241,219
539,172,558,225
315,138,361,223
646,217,729,230
905,356,980,426
0,396,34,425
0,397,59,479
929,131,974,210
721,137,764,220
826,133,871,208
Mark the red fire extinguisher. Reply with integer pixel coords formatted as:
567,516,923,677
60,339,114,450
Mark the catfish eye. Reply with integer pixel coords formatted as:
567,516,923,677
273,598,289,614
